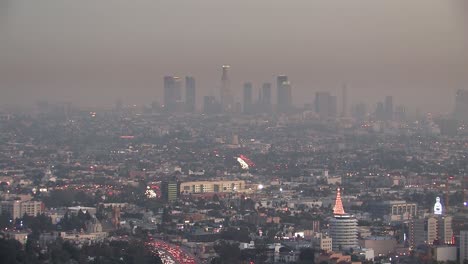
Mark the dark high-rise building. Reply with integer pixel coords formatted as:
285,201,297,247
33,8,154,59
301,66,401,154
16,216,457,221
352,103,367,121
161,181,180,202
315,92,337,119
437,118,458,137
395,105,406,121
260,82,272,113
384,96,394,121
185,76,196,113
454,89,468,121
220,65,234,112
277,75,292,112
243,82,253,114
375,102,385,120
203,96,221,114
330,96,337,118
341,84,348,117
164,76,182,112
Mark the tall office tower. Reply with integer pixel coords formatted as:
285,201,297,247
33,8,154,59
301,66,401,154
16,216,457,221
341,84,348,117
161,181,180,202
454,89,468,121
437,119,458,136
185,76,196,113
315,92,337,119
427,217,438,245
330,96,338,117
115,99,123,111
163,76,182,112
461,231,468,264
352,103,367,121
261,82,272,112
409,219,425,249
203,96,221,114
220,65,234,112
164,76,175,112
409,215,453,249
437,216,453,245
277,75,292,112
384,96,394,121
375,102,385,120
243,82,253,114
394,105,406,121
329,188,358,252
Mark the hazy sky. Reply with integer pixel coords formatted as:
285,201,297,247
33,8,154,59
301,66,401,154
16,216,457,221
1,0,467,113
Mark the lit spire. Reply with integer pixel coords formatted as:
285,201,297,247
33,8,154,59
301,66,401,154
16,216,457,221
333,187,345,215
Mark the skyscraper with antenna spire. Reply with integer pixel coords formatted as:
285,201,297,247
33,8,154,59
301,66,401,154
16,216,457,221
220,65,234,112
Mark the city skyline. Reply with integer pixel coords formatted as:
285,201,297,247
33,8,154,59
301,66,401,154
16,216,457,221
1,0,468,113
2,1,468,263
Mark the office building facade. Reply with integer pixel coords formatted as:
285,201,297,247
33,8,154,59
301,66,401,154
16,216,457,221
277,75,292,112
185,76,196,113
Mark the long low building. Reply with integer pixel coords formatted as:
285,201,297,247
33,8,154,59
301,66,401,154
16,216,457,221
180,180,246,194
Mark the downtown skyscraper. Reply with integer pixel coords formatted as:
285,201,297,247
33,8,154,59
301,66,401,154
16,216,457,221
243,82,253,114
315,91,337,119
163,76,182,112
384,95,394,121
220,65,234,112
454,89,468,121
261,82,272,113
185,76,196,113
277,75,292,113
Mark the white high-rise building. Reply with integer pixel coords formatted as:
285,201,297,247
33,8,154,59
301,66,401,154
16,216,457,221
329,188,358,252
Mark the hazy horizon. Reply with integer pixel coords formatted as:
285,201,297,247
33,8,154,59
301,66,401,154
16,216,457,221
1,0,467,114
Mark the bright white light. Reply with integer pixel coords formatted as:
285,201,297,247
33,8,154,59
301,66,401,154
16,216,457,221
145,189,157,199
434,197,443,215
258,184,264,190
237,157,249,170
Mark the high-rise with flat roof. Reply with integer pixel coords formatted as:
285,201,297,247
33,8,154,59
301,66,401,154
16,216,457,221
161,181,180,202
243,82,253,114
315,92,337,119
461,230,468,264
261,82,272,113
164,76,182,112
384,96,394,121
341,84,348,117
454,89,468,121
185,76,196,113
277,75,291,112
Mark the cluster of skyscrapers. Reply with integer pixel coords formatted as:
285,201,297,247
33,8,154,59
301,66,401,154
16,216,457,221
163,76,195,113
162,66,468,124
162,65,403,122
163,66,293,115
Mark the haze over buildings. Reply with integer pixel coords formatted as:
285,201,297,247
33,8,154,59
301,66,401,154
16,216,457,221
1,0,468,113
